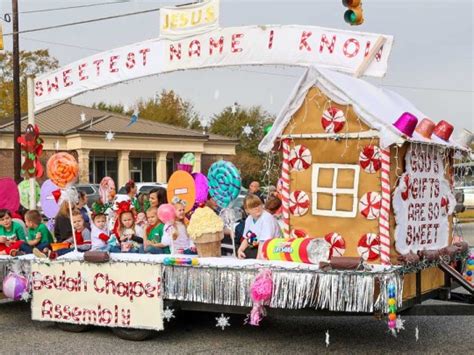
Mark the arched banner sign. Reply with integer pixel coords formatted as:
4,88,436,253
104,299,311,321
34,24,393,111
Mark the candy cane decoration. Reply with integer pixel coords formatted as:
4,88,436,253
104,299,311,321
281,139,291,238
379,148,391,265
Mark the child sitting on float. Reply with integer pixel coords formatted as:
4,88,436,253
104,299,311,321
22,210,54,257
109,201,143,253
0,209,25,256
237,194,281,260
90,203,110,251
160,198,196,255
144,207,169,254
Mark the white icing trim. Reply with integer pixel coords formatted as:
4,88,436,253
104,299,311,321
281,130,379,140
311,163,360,218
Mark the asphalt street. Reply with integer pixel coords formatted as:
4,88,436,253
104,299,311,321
0,223,472,354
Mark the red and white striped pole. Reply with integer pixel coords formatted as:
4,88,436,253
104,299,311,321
379,148,391,265
281,139,291,238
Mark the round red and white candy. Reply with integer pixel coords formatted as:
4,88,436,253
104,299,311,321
321,107,346,133
289,145,312,171
359,192,382,220
357,233,380,261
359,145,382,173
324,232,346,259
289,190,310,216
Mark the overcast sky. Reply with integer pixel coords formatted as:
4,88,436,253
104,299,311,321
1,0,472,136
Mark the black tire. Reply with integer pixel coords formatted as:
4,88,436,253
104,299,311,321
111,327,155,341
56,322,91,333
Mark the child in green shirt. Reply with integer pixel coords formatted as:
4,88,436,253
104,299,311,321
0,209,25,256
21,210,53,256
144,207,170,254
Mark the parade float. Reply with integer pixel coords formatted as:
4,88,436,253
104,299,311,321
1,0,473,342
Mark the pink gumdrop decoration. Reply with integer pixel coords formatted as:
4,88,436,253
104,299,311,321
388,320,396,329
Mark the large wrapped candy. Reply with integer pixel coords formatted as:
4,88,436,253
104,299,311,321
2,273,28,301
262,237,330,264
207,160,241,208
357,233,380,261
47,152,79,188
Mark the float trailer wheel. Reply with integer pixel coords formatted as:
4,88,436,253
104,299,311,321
111,327,155,341
56,322,91,333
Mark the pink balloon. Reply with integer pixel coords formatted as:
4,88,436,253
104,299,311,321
158,203,176,223
0,178,20,213
192,173,209,204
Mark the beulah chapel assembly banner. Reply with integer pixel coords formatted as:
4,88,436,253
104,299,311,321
31,261,163,331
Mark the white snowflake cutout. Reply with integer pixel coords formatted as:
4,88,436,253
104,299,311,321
215,313,230,330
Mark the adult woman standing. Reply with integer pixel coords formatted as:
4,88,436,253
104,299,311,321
54,201,75,243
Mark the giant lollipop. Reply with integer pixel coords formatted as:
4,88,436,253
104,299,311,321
192,172,209,204
207,160,241,208
40,179,60,219
18,180,40,209
0,178,20,213
47,152,79,188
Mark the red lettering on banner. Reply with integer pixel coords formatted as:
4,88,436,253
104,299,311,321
139,48,150,65
109,55,119,73
62,69,73,87
268,29,274,49
299,31,312,51
126,52,136,69
78,63,88,81
46,77,59,93
188,39,201,57
343,38,360,58
170,43,182,60
209,36,224,55
319,34,336,54
35,81,44,97
364,41,384,62
231,33,244,53
93,59,104,76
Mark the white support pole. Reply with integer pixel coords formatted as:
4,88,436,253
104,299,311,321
27,77,36,210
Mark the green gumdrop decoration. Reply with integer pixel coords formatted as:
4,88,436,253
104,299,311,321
264,124,273,136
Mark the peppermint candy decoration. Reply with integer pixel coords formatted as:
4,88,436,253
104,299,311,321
289,190,310,216
289,145,312,171
291,229,307,238
357,233,380,261
359,192,382,220
321,107,346,133
359,145,382,173
324,232,346,259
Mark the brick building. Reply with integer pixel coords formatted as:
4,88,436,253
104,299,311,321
0,102,237,187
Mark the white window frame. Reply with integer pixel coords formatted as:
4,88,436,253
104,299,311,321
311,163,360,218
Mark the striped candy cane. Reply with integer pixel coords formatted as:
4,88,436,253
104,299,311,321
281,139,291,238
379,148,391,265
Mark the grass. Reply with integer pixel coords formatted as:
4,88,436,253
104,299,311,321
457,209,474,220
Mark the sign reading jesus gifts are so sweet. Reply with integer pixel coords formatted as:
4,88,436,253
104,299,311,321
31,261,163,330
393,144,455,255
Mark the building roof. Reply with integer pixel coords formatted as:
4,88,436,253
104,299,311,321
0,101,236,142
259,67,467,153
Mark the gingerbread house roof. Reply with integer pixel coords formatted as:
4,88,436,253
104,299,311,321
259,67,467,153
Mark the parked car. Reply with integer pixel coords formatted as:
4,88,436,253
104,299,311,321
115,182,165,202
460,186,474,210
75,184,100,207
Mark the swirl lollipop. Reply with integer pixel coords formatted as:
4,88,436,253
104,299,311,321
207,161,241,208
47,152,79,188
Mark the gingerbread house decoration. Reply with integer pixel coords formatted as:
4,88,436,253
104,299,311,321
260,67,467,297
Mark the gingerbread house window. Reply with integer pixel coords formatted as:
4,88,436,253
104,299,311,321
311,164,360,218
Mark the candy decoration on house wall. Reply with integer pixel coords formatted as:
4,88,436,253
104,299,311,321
324,232,346,259
289,190,310,216
359,145,381,173
357,233,380,261
321,107,346,133
359,192,382,220
289,145,312,171
290,229,307,239
17,124,44,178
207,160,241,208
